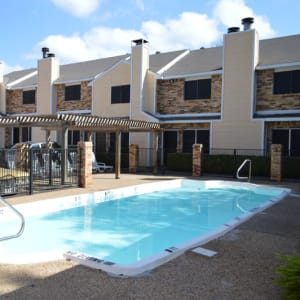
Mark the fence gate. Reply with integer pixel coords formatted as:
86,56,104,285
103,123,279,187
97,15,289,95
0,147,78,196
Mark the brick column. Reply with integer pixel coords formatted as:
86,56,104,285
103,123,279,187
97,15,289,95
270,144,282,182
78,141,93,188
129,144,139,173
15,143,29,170
192,144,203,177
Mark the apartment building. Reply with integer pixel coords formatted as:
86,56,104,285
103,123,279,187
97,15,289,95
1,17,299,158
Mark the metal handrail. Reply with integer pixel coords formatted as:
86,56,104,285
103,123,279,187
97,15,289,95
236,159,252,182
0,197,25,242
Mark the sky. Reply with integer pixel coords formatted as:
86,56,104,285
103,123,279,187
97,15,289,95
1,0,299,74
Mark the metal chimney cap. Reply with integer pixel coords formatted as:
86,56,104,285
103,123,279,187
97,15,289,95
242,17,254,25
227,27,240,33
47,53,55,58
132,39,149,45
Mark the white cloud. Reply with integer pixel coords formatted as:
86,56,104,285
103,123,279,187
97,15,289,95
27,1,276,65
51,0,100,18
142,12,220,51
214,0,275,38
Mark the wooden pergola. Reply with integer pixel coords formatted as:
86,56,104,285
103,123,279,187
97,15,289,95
0,114,161,179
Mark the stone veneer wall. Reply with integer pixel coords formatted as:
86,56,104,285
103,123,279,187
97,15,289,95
129,144,139,173
256,69,300,111
6,90,36,114
156,74,222,114
77,141,93,187
56,81,92,111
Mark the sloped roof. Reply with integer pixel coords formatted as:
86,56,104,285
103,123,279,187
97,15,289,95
160,47,223,78
55,54,129,83
4,68,36,86
259,34,300,67
149,50,187,73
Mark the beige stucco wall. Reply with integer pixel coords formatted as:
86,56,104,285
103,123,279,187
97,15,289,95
92,62,130,117
212,30,264,149
33,57,59,142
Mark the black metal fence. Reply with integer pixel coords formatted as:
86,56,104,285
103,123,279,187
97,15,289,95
0,147,78,196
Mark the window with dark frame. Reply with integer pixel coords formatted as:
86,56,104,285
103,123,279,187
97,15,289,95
184,79,211,100
13,127,32,144
22,90,36,104
273,70,300,94
111,85,130,104
272,128,300,156
65,85,81,101
182,130,210,153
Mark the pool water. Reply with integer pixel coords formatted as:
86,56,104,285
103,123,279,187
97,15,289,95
0,180,289,274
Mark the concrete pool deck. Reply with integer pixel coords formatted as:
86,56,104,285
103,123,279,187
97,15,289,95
0,173,299,299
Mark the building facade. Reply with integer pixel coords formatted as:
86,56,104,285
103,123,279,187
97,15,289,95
1,18,300,158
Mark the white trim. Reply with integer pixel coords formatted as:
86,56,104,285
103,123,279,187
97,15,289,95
6,70,37,89
159,119,217,125
156,112,220,119
55,78,93,85
256,109,300,116
256,61,300,70
56,109,91,114
161,70,222,80
256,116,300,121
157,50,190,75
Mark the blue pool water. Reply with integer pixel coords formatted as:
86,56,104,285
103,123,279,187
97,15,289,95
0,180,289,269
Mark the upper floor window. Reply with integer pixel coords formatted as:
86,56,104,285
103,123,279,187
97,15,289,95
111,85,130,104
273,70,300,94
184,79,211,100
22,90,36,104
65,85,81,101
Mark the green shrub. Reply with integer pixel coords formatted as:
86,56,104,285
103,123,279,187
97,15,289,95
282,157,300,178
167,153,192,172
275,254,300,300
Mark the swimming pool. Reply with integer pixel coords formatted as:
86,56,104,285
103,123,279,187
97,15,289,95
0,179,290,276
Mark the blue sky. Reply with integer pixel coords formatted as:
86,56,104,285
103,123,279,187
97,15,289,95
1,0,299,74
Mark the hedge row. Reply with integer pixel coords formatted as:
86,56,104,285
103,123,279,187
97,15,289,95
166,153,300,178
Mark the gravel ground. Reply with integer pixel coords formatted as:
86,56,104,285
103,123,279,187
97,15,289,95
0,176,299,300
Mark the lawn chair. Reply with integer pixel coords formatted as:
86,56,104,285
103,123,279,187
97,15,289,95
92,153,114,173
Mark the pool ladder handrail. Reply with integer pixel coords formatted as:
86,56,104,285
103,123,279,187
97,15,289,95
0,196,25,242
236,159,252,182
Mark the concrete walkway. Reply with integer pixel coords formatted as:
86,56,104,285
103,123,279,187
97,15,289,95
0,174,299,299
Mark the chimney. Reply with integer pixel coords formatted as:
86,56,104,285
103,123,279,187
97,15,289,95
42,47,49,58
242,17,254,31
227,27,240,34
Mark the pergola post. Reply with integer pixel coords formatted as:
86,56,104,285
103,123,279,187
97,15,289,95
61,127,68,185
152,131,158,174
115,130,121,179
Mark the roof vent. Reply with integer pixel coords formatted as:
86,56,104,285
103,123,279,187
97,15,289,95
241,17,254,31
47,53,55,58
155,51,160,55
42,47,49,58
227,27,240,34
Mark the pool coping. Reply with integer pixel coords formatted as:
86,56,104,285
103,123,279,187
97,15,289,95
0,179,291,277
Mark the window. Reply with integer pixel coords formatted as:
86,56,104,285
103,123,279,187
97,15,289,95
22,90,36,104
12,127,32,144
68,130,80,145
182,130,210,153
272,128,300,156
111,85,130,103
273,70,300,94
65,85,81,101
184,79,211,100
